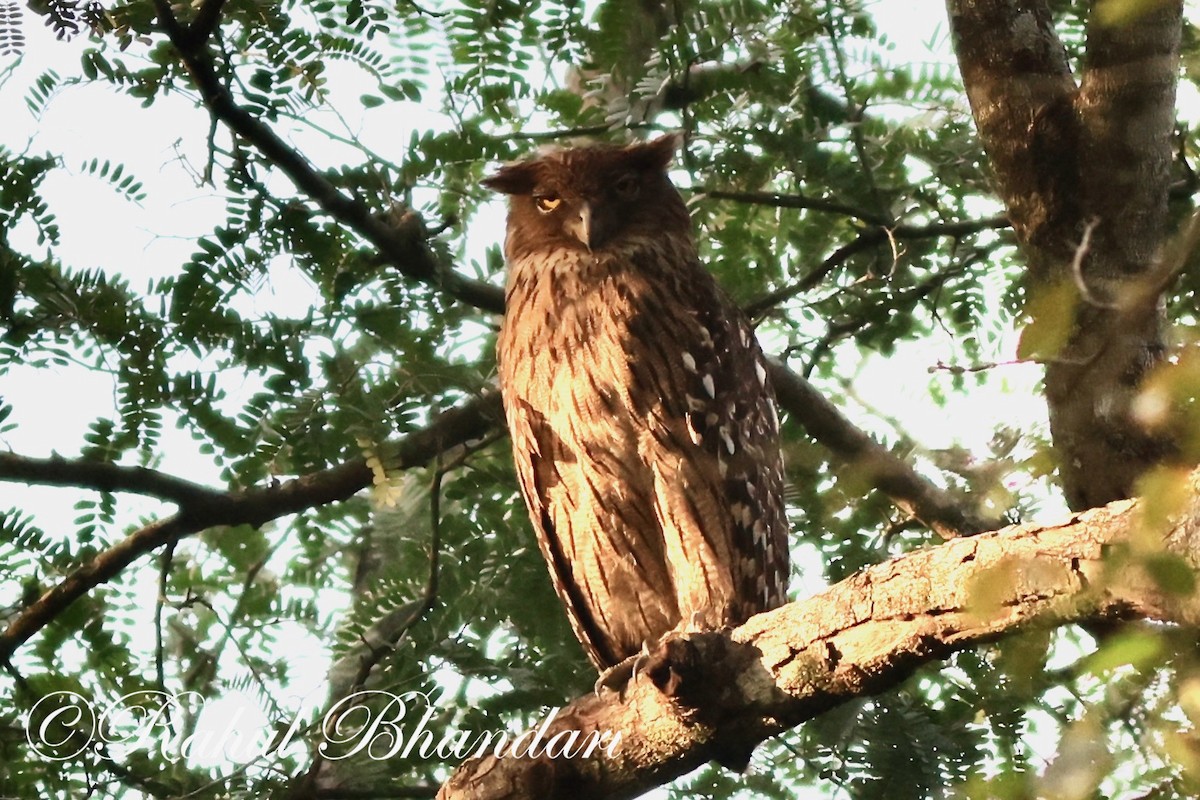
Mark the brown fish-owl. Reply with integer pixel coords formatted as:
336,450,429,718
484,135,789,671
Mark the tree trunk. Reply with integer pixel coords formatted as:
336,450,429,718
947,0,1183,510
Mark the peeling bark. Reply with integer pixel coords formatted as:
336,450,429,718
437,474,1200,800
948,0,1183,510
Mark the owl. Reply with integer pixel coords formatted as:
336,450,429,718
484,135,789,671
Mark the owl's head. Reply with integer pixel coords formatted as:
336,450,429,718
482,135,691,261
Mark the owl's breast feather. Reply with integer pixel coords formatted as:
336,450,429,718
499,245,691,445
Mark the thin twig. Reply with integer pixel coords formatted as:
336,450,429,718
929,358,1038,375
294,445,467,800
1068,218,1121,309
745,215,1011,316
748,233,879,318
154,542,174,699
699,188,890,226
424,453,443,608
822,0,886,220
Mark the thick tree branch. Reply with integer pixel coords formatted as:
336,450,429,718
947,0,1076,258
439,476,1200,799
0,452,227,506
1038,1,1183,510
768,362,999,538
0,393,502,662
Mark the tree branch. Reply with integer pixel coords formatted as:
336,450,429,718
947,0,1077,259
439,477,1200,799
151,0,503,314
768,362,999,538
745,215,1010,317
697,188,890,226
0,452,227,506
0,392,502,662
186,0,226,47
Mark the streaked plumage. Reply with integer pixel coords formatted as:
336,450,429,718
484,135,788,670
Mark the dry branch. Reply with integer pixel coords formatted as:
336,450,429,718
439,478,1200,799
744,214,1010,317
699,188,891,225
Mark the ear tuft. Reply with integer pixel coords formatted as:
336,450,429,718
624,133,682,172
481,161,538,195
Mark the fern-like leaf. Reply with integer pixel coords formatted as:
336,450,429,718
0,1,24,54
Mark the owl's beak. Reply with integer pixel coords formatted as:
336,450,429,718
565,204,594,251
564,203,617,252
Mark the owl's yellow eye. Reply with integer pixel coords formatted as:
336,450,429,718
534,194,562,213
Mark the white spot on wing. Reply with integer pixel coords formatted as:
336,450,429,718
682,352,697,372
702,374,715,398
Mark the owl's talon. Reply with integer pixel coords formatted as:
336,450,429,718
593,660,631,696
594,647,651,697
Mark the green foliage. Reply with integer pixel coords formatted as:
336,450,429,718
0,0,22,55
0,148,59,245
1,0,1198,798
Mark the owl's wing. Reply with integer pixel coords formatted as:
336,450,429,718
504,396,624,669
625,266,790,624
